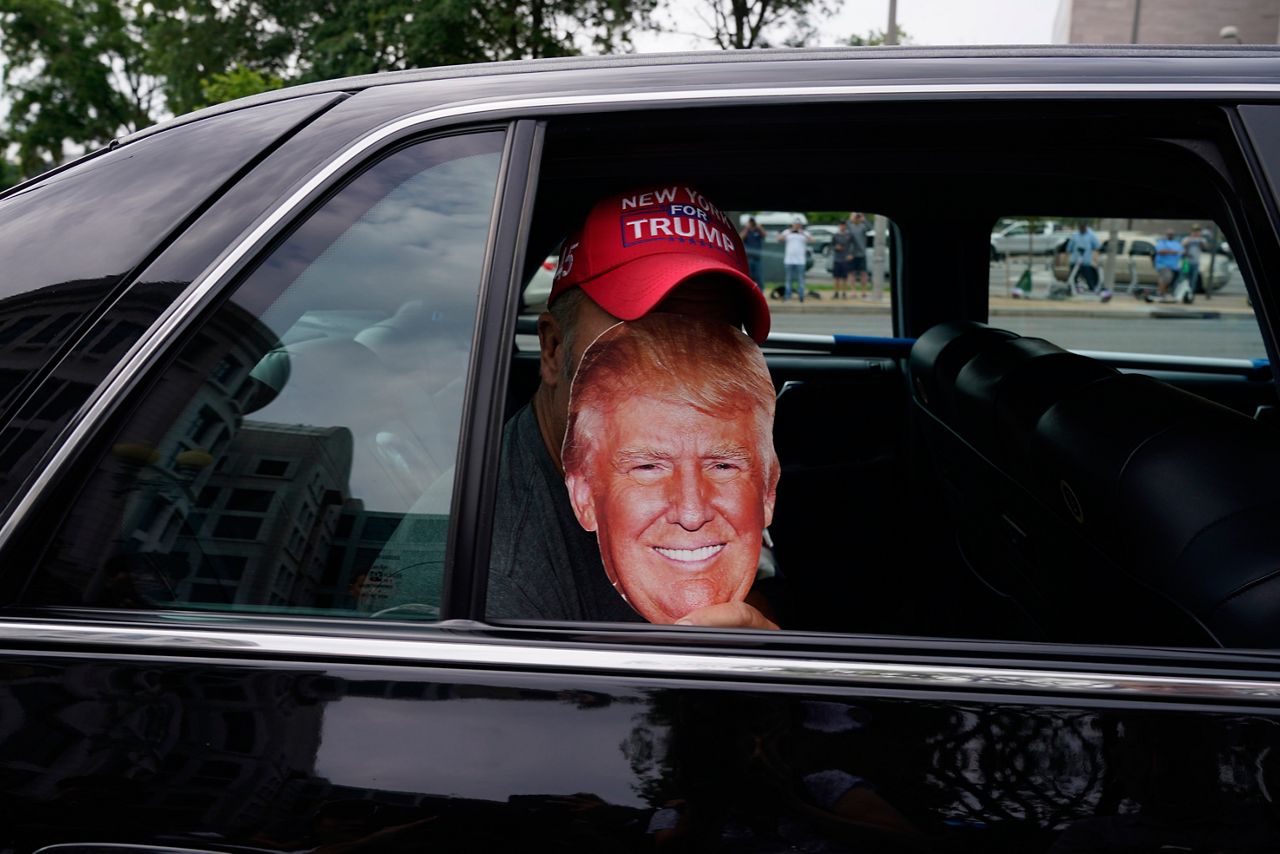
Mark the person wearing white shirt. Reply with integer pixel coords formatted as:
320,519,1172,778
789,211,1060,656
776,218,813,302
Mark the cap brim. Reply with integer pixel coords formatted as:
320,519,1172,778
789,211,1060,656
577,253,771,344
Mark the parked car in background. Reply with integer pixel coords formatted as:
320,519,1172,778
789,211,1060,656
1051,229,1236,292
807,223,841,255
740,210,808,230
990,219,1067,258
2,46,1280,853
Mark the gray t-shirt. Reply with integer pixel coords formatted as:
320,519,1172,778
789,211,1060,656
847,221,869,258
486,403,642,623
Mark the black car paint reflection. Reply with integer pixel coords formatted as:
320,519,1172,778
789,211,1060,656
3,656,1280,852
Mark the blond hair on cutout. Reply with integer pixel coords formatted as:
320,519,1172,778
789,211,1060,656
562,314,777,477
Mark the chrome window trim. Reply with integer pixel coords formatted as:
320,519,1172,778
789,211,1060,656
1073,349,1261,369
2,620,1280,701
5,79,1279,548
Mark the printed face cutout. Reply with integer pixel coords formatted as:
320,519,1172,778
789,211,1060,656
562,314,778,624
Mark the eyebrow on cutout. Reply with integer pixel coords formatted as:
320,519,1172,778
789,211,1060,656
614,447,673,466
704,443,752,462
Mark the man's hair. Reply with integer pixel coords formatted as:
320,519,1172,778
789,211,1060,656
549,286,588,382
562,314,777,477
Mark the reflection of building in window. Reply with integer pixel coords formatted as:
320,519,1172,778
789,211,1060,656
168,422,354,609
0,280,184,513
31,299,284,606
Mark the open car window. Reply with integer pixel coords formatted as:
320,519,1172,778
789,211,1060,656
992,217,1263,359
487,101,1280,651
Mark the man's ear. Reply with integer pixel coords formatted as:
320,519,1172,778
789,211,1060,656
537,311,567,387
762,454,780,528
565,471,598,532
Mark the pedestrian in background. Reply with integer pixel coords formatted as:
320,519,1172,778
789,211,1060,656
1064,221,1109,302
776,217,813,302
829,221,853,298
1151,228,1184,303
847,212,871,298
740,217,768,291
1180,224,1207,301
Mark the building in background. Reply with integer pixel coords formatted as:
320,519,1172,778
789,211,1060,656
1054,0,1280,44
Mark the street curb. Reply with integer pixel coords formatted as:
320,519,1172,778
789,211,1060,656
766,300,1254,321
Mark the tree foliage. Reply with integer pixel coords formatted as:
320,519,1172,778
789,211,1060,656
200,66,285,107
274,0,661,82
0,0,155,175
0,0,660,180
0,149,19,192
846,27,911,46
688,0,837,49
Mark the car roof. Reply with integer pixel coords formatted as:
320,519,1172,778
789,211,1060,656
121,45,1280,145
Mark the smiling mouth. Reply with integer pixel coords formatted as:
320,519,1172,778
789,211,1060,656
652,544,725,563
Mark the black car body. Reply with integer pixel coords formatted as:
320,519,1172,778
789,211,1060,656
3,46,1280,852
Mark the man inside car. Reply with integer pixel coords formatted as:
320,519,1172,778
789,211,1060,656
562,314,780,626
486,184,776,628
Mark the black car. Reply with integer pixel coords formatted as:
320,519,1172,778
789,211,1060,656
3,46,1280,853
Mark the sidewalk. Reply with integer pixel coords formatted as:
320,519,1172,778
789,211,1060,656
766,290,1254,320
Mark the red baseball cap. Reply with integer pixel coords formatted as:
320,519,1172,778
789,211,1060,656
547,185,771,343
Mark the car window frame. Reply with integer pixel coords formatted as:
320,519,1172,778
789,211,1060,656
3,83,1280,687
456,95,1280,663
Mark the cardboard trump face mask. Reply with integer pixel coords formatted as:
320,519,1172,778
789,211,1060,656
562,314,779,624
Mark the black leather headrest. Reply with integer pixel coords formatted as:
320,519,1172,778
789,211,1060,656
911,321,1280,648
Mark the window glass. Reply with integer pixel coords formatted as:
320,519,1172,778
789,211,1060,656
989,217,1263,358
22,131,505,620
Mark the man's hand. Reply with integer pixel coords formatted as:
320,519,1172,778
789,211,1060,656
675,601,779,630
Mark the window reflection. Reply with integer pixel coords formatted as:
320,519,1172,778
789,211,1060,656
29,133,504,619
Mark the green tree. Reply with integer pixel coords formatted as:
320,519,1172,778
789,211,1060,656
142,0,296,115
280,0,662,82
0,0,660,180
200,66,285,107
0,146,19,191
846,27,911,46
0,0,154,175
685,0,838,49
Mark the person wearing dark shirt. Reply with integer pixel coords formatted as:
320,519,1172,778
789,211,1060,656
740,216,767,291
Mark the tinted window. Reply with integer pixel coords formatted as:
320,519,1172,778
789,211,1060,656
20,130,505,619
0,96,339,512
0,96,334,391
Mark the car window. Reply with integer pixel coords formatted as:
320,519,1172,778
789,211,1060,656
18,130,505,619
992,217,1264,359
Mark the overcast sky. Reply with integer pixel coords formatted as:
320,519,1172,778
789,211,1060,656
637,0,1059,50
